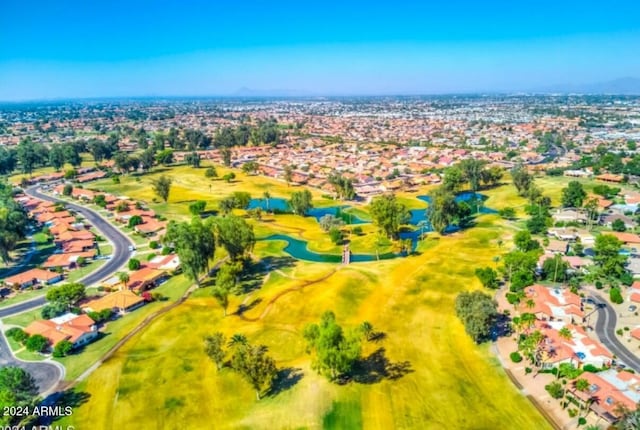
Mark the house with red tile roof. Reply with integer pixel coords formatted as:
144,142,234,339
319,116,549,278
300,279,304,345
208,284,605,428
570,370,639,424
82,289,146,314
2,268,62,289
521,284,584,324
24,313,98,348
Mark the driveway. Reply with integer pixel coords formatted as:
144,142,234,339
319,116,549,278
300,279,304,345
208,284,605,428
0,186,133,319
0,329,63,395
590,292,640,372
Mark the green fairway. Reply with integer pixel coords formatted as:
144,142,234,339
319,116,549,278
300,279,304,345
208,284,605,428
56,175,550,430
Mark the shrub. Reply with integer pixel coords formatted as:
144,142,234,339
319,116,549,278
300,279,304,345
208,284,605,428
568,408,578,418
617,328,624,336
112,175,121,184
595,280,603,290
6,327,28,343
161,246,171,255
128,258,141,271
146,253,157,261
329,227,342,244
352,226,363,235
583,364,600,373
545,381,564,399
525,367,532,374
149,240,159,249
577,417,586,426
62,184,73,196
76,256,86,266
498,207,516,220
610,287,624,304
52,340,73,358
510,352,522,363
25,334,49,353
128,215,143,228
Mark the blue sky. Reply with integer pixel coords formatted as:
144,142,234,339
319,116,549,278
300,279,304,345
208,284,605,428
1,0,639,100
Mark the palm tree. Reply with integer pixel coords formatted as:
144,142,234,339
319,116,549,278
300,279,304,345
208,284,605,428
118,272,130,289
360,321,374,341
417,220,429,240
228,333,248,348
574,378,590,415
520,312,536,332
526,299,535,310
263,191,271,213
558,327,573,342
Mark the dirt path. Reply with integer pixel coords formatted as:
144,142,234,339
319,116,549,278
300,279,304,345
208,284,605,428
237,268,339,322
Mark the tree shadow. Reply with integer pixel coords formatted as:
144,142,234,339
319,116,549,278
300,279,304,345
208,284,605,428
492,313,513,341
350,348,413,384
40,389,91,425
368,331,387,343
235,297,262,315
236,256,297,294
267,367,304,397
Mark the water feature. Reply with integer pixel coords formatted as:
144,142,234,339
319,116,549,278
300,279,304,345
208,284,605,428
248,198,368,224
265,234,397,263
258,192,496,263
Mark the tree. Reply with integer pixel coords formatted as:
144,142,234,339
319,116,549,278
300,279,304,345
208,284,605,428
0,184,28,264
139,148,156,172
544,381,564,399
52,340,74,358
49,145,65,171
152,175,172,202
319,214,344,232
610,287,624,304
220,147,232,166
542,255,569,282
360,321,374,341
62,183,73,196
514,230,540,252
219,197,236,215
328,172,356,200
204,332,227,370
222,172,236,183
205,167,217,179
454,291,499,343
213,262,240,316
369,193,410,239
25,334,49,352
213,215,255,261
230,342,278,400
189,200,207,216
128,215,143,227
155,149,174,165
289,190,313,216
118,272,130,288
329,227,342,244
0,367,38,425
459,159,486,192
511,165,533,196
262,191,271,212
612,219,627,232
303,311,362,380
128,258,140,271
561,181,587,208
185,151,201,168
283,165,294,186
164,218,216,287
45,282,86,307
232,191,251,209
443,166,465,192
594,234,627,279
242,161,259,175
63,143,82,167
427,186,459,234
475,267,499,289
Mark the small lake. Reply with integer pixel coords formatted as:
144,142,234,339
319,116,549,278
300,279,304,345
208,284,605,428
258,192,496,263
248,198,368,224
265,234,398,263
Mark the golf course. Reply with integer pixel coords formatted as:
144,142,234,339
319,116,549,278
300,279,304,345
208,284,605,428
53,164,551,429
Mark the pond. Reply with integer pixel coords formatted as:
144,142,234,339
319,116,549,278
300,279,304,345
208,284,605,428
248,198,368,224
264,234,398,263
258,192,495,263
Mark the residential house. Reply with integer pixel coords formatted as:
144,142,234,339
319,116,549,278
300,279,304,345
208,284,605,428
553,209,587,224
127,267,167,292
571,370,639,424
146,254,181,272
82,289,146,314
2,268,62,289
24,313,98,348
521,284,584,324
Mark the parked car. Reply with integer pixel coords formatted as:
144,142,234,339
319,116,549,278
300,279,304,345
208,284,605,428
629,305,637,312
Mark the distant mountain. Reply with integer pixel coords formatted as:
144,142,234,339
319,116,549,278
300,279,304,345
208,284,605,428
231,87,316,97
537,77,640,95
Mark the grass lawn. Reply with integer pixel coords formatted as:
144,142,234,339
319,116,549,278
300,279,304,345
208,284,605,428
58,182,550,430
55,274,193,381
65,259,108,284
3,307,43,327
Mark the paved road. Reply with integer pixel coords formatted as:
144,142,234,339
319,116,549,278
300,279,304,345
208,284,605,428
590,292,640,372
0,326,63,394
0,186,133,318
